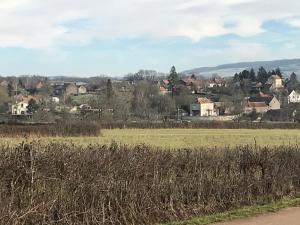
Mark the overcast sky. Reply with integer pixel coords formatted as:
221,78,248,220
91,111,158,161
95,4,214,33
1,0,300,76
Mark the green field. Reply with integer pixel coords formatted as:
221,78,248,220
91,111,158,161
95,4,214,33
3,129,300,148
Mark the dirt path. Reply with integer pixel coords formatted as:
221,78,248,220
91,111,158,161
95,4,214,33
216,207,300,225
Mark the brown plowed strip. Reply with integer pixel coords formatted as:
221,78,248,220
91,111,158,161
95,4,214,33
216,207,300,225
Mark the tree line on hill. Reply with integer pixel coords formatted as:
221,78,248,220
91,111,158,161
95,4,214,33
233,67,283,84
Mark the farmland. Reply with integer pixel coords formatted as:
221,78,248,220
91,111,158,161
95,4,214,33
2,128,300,148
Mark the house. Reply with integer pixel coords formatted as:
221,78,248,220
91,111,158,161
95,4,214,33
162,80,169,86
0,80,8,88
51,97,60,103
245,101,269,114
190,97,217,117
65,83,78,96
11,101,30,115
267,75,283,91
11,94,39,115
75,82,88,94
52,83,65,96
78,85,87,94
21,95,38,103
36,81,44,90
159,80,170,92
244,95,280,114
180,77,208,93
288,90,300,103
159,86,169,95
214,101,234,115
208,77,227,88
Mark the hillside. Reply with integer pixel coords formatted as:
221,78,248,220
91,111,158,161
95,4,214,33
183,59,300,78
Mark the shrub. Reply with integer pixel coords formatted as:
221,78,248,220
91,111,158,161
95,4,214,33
0,142,299,224
0,122,101,137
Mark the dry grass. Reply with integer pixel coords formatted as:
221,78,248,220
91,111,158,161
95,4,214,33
1,128,300,148
97,129,300,148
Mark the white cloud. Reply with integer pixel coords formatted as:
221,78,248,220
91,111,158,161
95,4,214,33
0,0,300,49
287,19,300,28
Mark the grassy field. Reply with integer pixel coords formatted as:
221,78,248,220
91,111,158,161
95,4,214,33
2,128,300,148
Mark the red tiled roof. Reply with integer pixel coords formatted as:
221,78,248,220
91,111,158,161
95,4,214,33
247,102,268,108
22,95,38,103
162,80,169,85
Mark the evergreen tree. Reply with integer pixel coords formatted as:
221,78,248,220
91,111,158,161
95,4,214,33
106,79,114,101
275,68,283,78
287,72,299,92
233,73,239,82
241,70,250,80
7,82,13,97
18,79,24,89
249,68,256,81
168,66,179,84
257,67,269,84
168,66,179,98
271,70,276,75
290,72,298,82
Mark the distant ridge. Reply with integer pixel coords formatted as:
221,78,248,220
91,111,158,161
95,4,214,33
182,58,300,77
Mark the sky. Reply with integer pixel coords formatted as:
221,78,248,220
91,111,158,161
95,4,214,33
1,0,300,77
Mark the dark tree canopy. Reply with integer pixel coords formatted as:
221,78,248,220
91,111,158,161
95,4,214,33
290,72,298,81
168,66,180,98
106,79,114,100
27,99,39,114
275,68,283,78
249,68,256,82
257,67,269,84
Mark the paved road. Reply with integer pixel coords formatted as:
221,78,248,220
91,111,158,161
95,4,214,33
216,207,300,225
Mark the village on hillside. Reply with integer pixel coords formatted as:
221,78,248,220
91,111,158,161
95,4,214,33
1,66,300,123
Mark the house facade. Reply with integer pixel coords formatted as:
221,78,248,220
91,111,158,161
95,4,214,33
268,75,283,91
199,98,215,116
36,81,44,89
159,86,169,95
65,83,78,96
11,102,29,115
51,97,60,103
78,85,87,94
180,77,208,93
0,80,8,88
244,96,280,114
288,90,300,103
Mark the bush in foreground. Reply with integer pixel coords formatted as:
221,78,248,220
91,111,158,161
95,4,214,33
0,142,299,224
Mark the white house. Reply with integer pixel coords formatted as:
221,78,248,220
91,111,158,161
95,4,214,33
51,97,60,103
75,82,88,95
198,97,216,116
288,90,300,103
11,101,29,115
268,75,283,91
